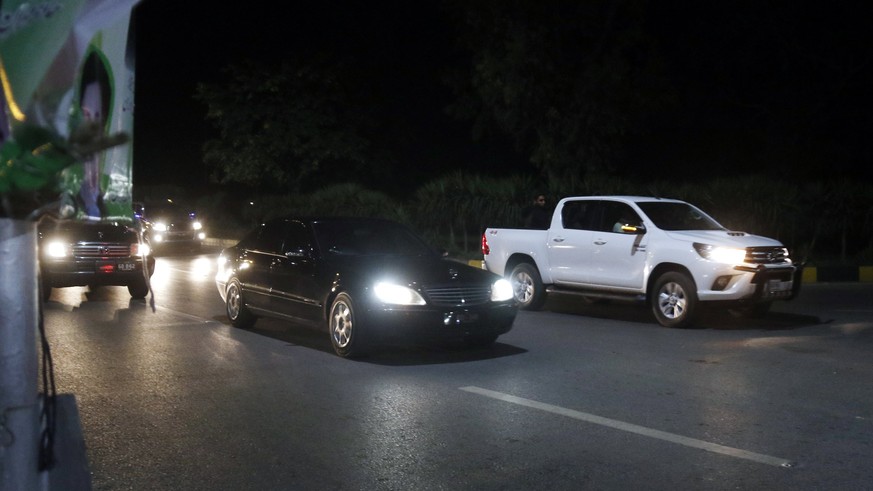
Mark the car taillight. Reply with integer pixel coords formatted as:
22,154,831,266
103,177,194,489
481,233,490,256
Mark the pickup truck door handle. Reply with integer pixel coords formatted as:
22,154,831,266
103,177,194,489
552,237,565,243
594,240,607,245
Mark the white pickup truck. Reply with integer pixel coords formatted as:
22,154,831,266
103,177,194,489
482,196,800,327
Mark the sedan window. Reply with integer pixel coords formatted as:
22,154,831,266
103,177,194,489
313,220,433,257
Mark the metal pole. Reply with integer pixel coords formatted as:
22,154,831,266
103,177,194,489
0,218,40,491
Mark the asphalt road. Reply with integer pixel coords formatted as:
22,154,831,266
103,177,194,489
42,248,873,490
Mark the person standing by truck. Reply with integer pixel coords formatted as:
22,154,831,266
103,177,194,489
523,192,551,229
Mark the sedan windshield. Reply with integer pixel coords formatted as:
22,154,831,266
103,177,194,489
636,202,725,231
312,220,435,257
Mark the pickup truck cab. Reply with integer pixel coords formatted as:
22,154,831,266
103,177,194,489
482,196,800,327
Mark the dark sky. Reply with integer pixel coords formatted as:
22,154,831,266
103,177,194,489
131,1,873,191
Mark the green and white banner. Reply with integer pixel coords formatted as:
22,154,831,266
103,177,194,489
0,0,139,221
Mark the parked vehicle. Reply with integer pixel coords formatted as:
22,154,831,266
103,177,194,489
482,196,801,328
38,217,155,301
216,217,517,357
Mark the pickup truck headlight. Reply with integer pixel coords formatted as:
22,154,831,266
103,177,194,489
153,222,168,232
693,243,746,264
374,282,426,306
192,221,203,230
491,278,514,302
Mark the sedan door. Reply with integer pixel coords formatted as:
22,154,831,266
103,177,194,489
268,221,324,323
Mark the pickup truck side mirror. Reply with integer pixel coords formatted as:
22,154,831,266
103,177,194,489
620,224,646,234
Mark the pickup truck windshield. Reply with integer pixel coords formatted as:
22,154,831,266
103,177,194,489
636,202,725,231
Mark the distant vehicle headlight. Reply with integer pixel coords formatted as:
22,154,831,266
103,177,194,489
374,282,426,306
192,221,202,230
491,278,514,302
44,241,69,258
153,222,168,232
693,243,746,264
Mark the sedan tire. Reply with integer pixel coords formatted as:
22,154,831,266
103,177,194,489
226,279,256,329
329,293,367,358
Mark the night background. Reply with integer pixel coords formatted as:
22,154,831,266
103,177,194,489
130,0,873,259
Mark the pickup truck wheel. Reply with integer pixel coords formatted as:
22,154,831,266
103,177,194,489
651,272,697,328
509,263,546,310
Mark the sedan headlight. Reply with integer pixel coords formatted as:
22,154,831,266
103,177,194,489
193,221,203,230
374,282,426,306
491,278,514,302
153,222,168,232
693,243,746,264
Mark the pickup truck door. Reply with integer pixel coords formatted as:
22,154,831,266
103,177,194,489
585,201,648,289
548,199,597,285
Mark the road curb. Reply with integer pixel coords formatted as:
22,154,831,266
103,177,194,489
803,265,873,283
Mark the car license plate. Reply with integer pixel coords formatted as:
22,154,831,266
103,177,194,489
767,279,790,292
453,312,479,323
117,261,136,272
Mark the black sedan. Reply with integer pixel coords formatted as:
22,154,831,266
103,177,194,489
215,217,517,357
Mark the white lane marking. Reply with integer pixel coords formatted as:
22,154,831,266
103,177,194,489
460,386,792,468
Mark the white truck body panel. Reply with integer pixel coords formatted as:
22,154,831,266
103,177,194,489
483,196,797,315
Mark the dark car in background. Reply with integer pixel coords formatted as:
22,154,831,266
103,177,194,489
38,218,155,301
215,217,518,358
135,201,205,253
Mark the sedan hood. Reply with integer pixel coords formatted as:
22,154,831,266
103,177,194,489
663,229,784,248
327,254,498,287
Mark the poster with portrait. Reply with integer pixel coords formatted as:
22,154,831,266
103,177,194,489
0,0,139,221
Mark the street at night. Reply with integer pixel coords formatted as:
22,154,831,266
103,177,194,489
42,248,873,490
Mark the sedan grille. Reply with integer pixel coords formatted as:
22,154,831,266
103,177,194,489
73,243,131,258
745,246,790,265
425,285,491,307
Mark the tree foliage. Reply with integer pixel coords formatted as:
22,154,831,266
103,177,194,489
194,60,373,193
442,0,672,180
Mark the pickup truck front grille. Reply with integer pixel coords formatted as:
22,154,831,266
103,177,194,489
425,285,491,307
73,243,131,258
745,246,790,265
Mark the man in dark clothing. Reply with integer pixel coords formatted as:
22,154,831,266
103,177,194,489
523,193,551,229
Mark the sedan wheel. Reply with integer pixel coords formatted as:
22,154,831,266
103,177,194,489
226,279,256,329
329,293,366,358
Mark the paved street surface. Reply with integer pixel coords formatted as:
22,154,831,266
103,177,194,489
41,248,873,490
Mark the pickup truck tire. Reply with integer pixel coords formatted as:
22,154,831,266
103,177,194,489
651,272,697,328
509,263,546,310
